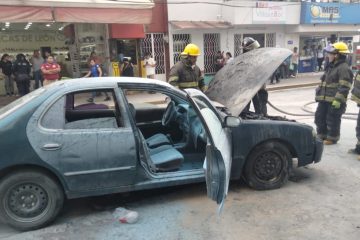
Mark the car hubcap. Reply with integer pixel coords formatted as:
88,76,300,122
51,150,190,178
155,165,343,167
6,183,49,222
254,152,283,182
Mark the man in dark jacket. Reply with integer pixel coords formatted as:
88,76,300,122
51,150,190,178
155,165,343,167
314,42,353,145
349,70,360,158
0,54,14,96
168,43,205,91
12,54,31,96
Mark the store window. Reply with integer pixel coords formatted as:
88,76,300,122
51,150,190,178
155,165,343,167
203,33,220,74
172,34,191,64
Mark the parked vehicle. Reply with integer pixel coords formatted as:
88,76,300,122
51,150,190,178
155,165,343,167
0,48,323,231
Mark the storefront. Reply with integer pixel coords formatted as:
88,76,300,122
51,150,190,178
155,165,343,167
297,1,359,73
0,0,154,82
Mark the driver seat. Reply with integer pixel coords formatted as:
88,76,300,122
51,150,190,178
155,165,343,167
128,103,171,148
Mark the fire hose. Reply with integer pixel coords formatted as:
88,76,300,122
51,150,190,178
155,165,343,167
267,100,358,121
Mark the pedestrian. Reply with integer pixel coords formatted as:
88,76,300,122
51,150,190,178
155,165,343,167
241,37,268,116
314,42,353,145
1,54,14,96
121,58,134,77
41,55,61,86
168,43,205,91
84,59,110,102
311,45,317,72
316,45,324,71
215,51,225,72
143,52,156,79
270,67,280,84
349,69,360,158
224,52,233,65
12,53,31,96
30,50,44,89
290,47,299,78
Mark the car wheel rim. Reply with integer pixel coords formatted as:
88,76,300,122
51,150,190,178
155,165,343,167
254,152,283,182
5,183,50,223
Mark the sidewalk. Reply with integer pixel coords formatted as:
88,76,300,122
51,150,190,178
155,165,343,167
266,71,322,91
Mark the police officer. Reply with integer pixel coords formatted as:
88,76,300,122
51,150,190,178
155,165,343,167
349,69,360,158
168,43,205,91
241,37,268,116
314,42,353,145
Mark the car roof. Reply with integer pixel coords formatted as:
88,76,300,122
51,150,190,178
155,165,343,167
52,77,175,90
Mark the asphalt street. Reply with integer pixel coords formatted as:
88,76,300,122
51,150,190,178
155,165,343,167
1,86,360,240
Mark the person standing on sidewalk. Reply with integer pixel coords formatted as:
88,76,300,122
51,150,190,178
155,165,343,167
316,45,324,72
84,59,110,102
12,54,31,96
168,43,205,91
348,69,360,158
290,47,299,78
314,42,353,145
143,53,156,79
41,55,61,86
0,54,14,96
30,50,44,89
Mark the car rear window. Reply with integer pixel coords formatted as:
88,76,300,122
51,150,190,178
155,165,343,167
0,88,46,120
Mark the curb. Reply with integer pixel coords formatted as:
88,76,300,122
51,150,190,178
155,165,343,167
267,82,319,91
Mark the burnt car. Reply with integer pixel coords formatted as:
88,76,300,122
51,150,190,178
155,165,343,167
0,48,322,231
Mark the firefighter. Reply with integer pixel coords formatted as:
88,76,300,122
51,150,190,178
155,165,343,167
314,42,353,145
349,69,360,158
241,37,268,116
168,43,205,91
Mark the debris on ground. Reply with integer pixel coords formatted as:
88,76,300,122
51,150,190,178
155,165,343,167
112,207,139,224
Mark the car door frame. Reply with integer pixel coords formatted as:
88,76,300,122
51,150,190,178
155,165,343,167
184,88,233,206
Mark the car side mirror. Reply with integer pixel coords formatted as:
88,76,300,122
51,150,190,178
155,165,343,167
224,116,240,128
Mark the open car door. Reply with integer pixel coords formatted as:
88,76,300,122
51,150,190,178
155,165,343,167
185,89,233,207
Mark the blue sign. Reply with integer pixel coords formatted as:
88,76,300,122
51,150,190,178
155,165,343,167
301,2,360,24
287,40,293,45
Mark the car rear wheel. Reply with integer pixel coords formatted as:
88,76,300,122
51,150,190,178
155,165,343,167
244,141,291,190
0,170,64,231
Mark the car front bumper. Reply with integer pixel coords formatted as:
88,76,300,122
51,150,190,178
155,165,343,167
313,137,324,163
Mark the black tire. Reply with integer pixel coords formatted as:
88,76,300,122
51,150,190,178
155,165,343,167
244,141,291,190
0,170,64,231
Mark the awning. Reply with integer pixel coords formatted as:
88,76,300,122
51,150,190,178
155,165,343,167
170,21,232,30
0,0,154,24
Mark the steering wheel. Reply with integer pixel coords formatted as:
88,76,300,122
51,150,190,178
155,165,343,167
162,101,176,126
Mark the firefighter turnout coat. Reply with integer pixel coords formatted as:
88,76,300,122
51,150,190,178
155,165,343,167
315,59,353,104
351,71,360,105
168,58,205,91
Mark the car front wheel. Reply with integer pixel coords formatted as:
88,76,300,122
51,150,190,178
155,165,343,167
0,170,64,231
244,141,291,190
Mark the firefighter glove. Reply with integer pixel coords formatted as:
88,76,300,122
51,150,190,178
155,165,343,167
332,100,341,109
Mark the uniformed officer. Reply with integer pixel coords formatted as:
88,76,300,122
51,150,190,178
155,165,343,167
349,69,360,158
314,42,353,145
241,37,268,116
168,43,205,91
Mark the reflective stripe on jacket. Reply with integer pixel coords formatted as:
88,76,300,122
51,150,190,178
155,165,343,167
168,58,204,91
315,60,353,103
351,71,360,105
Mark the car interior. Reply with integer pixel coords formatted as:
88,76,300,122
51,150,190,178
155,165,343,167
123,89,207,173
60,88,207,174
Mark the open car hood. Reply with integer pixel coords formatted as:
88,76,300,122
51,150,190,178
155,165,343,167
205,48,292,116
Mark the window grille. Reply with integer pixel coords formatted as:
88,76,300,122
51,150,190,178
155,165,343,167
234,34,242,57
141,33,166,74
172,34,191,64
265,33,276,48
203,33,220,74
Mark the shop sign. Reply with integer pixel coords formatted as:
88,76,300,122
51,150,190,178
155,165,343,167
301,2,360,24
252,2,286,24
0,32,65,43
287,40,293,45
